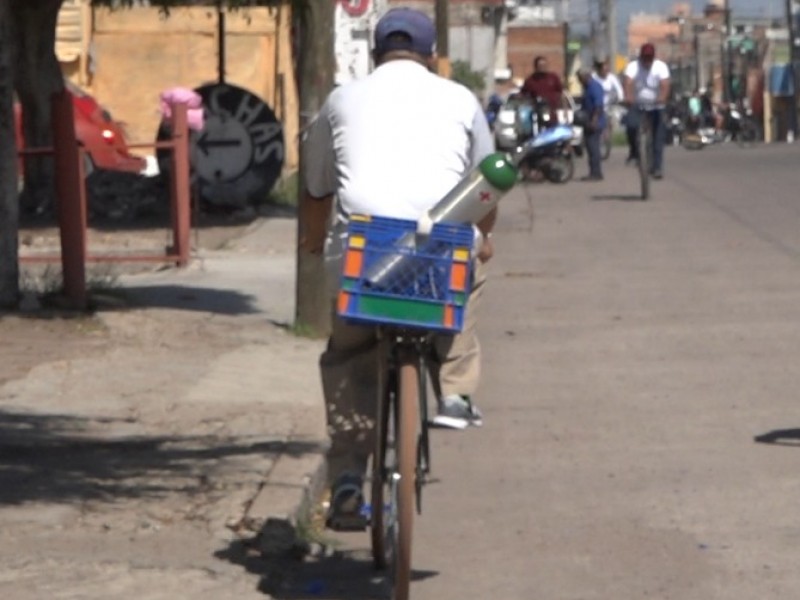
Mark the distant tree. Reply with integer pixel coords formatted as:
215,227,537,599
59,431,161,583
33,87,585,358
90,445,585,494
450,60,487,96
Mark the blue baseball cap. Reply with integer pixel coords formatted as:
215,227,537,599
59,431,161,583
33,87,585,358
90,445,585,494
374,8,436,57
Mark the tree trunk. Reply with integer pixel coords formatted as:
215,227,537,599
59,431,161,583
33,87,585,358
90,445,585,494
0,0,19,308
294,0,335,337
11,0,64,215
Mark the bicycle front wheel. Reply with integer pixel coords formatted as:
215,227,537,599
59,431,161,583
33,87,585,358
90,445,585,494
601,124,612,160
371,364,397,570
639,124,650,200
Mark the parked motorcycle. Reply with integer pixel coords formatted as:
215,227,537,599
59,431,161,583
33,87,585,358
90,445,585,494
494,94,575,184
682,102,758,149
515,125,575,183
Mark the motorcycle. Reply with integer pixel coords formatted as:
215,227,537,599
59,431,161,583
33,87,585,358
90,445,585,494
495,94,575,184
682,102,759,149
515,125,576,182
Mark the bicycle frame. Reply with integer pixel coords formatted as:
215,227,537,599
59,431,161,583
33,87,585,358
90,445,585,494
630,106,655,200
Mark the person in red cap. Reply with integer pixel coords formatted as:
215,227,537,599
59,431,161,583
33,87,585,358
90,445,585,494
622,43,671,178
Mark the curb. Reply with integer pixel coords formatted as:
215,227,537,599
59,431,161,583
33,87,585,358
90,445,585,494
244,444,328,557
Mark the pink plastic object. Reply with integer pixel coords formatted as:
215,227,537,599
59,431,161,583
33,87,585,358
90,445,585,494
160,87,205,131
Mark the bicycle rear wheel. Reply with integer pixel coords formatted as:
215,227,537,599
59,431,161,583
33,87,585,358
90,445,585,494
394,358,419,600
371,365,397,570
639,123,650,200
371,352,418,600
601,124,612,160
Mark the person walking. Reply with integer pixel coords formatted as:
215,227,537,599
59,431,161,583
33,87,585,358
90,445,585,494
577,68,606,181
299,7,496,526
593,58,624,114
622,43,671,179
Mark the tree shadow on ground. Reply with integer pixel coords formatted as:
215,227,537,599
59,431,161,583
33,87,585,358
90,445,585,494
216,537,438,599
591,194,646,202
0,409,323,506
103,285,261,315
754,428,800,446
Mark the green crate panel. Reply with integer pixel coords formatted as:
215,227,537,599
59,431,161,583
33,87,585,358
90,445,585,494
355,294,447,326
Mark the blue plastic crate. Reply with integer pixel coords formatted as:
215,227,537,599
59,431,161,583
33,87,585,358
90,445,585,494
337,215,475,333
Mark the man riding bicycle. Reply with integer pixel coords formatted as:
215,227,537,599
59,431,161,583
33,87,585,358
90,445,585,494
300,7,496,526
622,43,671,179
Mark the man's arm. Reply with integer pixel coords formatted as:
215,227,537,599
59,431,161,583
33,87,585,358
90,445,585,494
300,101,336,254
658,78,671,105
612,74,624,104
622,62,635,104
469,103,498,262
299,192,332,254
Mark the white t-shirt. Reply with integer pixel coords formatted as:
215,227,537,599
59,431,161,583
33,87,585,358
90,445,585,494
593,72,623,108
304,60,494,220
623,59,671,108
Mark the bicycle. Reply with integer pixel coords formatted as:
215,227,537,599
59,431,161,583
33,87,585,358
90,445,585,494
627,105,655,200
601,120,612,161
336,215,476,600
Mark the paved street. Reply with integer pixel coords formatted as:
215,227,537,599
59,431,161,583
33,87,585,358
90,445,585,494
263,142,800,599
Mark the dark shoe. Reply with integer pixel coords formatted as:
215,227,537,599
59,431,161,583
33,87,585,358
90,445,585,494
326,473,367,531
651,169,663,180
431,395,483,429
580,174,603,182
625,154,639,166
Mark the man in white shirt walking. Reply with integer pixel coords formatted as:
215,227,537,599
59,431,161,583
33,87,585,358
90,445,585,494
593,57,623,113
622,43,671,179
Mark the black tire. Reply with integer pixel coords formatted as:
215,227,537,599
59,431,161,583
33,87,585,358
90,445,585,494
371,368,397,570
393,359,419,600
544,151,574,184
639,125,650,200
737,120,758,147
601,125,612,160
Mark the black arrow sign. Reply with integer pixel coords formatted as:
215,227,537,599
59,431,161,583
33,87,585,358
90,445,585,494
197,131,243,155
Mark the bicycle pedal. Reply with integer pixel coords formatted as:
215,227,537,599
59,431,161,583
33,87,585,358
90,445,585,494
325,513,368,532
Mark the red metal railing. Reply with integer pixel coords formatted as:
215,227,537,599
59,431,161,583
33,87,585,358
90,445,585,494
18,92,192,309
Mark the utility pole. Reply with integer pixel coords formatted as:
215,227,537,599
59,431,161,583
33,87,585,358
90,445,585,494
723,0,733,102
295,0,336,336
435,0,450,77
786,0,799,138
600,0,617,67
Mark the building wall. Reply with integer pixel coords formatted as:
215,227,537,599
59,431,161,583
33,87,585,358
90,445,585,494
57,3,299,171
507,25,567,86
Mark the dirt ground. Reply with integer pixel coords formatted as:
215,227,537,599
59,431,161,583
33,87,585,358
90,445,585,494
1,208,325,600
7,211,259,379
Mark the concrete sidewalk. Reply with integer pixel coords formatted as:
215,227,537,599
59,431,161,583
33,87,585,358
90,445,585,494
0,216,328,599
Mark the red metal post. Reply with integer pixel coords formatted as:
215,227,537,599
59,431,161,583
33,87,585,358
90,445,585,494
169,103,191,266
51,89,88,308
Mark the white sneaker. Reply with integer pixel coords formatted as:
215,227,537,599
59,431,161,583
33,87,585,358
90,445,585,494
431,395,483,429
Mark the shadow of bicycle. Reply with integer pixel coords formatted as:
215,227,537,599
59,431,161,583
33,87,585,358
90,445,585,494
591,194,646,202
216,537,438,599
754,428,800,446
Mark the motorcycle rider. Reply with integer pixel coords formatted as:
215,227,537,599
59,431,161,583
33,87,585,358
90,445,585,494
521,55,564,120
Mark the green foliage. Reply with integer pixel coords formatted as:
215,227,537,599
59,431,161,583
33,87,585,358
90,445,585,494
450,60,486,94
266,170,299,207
